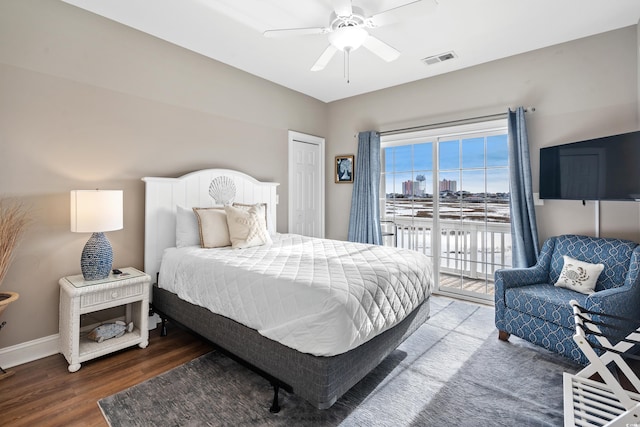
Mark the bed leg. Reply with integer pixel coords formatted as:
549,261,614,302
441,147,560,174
269,383,280,413
161,317,168,337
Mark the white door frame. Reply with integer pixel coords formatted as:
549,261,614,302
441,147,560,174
288,130,325,237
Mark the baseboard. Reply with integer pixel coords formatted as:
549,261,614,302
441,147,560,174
0,334,60,369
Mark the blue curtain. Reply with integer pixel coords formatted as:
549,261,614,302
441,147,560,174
508,107,539,267
348,131,382,244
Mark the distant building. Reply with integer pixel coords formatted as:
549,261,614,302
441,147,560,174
402,180,414,196
439,179,457,192
402,178,427,196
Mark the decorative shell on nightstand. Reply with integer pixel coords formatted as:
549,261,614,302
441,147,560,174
209,176,236,205
87,320,133,343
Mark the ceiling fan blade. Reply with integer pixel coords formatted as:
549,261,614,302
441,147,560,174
331,0,353,17
311,45,338,71
263,27,327,38
363,35,400,62
366,0,437,28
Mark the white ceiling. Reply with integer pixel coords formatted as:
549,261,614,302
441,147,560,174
61,0,640,103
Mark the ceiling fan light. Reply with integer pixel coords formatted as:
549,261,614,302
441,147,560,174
329,26,368,52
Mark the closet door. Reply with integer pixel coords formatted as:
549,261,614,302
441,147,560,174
288,131,325,237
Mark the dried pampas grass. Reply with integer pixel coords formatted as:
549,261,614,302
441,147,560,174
0,199,29,287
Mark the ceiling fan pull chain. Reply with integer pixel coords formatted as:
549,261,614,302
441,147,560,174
346,49,351,84
343,50,346,81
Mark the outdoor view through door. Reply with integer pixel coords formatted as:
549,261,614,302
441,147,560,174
380,119,511,302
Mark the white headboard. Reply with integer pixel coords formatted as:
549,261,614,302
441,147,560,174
142,169,279,282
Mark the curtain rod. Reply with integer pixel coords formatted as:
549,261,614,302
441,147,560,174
379,107,535,137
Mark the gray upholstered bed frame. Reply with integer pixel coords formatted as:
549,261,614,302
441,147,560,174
143,169,430,410
153,285,430,409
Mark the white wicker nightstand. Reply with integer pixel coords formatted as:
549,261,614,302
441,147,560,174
58,267,151,372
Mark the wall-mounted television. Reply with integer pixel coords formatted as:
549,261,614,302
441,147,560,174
539,130,640,201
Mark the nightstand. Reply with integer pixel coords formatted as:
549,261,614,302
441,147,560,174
59,267,151,372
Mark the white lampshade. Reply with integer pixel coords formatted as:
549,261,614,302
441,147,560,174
70,190,123,233
329,26,368,52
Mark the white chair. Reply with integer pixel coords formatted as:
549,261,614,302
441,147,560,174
563,300,640,426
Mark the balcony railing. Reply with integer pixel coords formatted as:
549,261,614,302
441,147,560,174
382,217,512,281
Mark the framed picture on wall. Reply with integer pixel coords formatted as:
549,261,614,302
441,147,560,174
335,155,354,183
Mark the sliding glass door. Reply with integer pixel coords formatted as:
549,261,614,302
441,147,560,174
380,120,511,303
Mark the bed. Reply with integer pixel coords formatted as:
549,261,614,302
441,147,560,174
143,168,433,410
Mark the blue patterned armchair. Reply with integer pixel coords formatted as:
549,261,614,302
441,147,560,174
495,234,640,364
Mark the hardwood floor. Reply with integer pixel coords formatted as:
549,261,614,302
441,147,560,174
0,325,213,427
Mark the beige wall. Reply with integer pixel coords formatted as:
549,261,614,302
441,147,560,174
1,0,639,354
0,0,326,348
326,26,640,245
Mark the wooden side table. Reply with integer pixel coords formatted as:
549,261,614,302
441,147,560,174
59,267,151,372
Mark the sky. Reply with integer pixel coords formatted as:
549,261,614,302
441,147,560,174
383,134,510,194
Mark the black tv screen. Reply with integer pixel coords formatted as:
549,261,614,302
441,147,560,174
539,130,640,201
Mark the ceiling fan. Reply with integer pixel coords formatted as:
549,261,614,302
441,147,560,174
263,0,436,79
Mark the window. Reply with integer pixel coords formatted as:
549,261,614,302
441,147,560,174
381,119,511,302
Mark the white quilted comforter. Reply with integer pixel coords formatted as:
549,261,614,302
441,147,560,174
158,233,433,356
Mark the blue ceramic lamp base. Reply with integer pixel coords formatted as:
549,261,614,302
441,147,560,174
81,232,113,281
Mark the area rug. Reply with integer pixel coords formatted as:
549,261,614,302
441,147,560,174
99,297,580,426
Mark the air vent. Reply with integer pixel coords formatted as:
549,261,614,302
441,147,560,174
421,51,457,66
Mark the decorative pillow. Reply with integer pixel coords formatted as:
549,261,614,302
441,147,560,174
192,207,231,248
232,202,271,234
554,255,604,294
225,204,272,249
176,205,200,248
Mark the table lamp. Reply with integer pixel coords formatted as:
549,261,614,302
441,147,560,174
70,190,123,280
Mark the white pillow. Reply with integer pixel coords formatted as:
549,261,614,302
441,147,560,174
192,207,231,248
225,204,272,249
554,255,604,295
175,205,200,248
233,202,271,235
